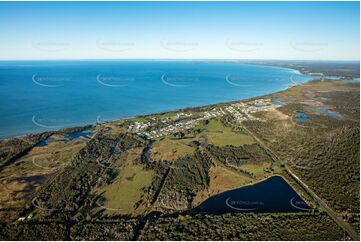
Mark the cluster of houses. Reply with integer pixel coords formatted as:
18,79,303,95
127,98,279,139
141,119,195,139
127,121,152,133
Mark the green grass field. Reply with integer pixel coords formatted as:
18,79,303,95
93,162,154,215
196,120,255,146
151,119,255,161
151,137,195,161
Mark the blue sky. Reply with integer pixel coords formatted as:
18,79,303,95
0,1,359,60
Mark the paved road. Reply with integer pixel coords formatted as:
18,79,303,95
242,124,359,241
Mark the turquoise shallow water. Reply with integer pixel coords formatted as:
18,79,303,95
0,60,315,139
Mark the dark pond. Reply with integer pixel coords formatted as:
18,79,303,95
64,126,95,140
35,126,95,147
35,140,50,147
64,131,92,140
294,111,311,121
192,176,311,215
35,137,67,147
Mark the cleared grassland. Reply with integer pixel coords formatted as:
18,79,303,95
151,120,255,162
151,137,195,161
195,120,255,147
192,161,273,206
93,162,154,216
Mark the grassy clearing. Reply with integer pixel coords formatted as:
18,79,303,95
93,162,154,216
151,137,195,161
151,120,255,161
207,166,253,194
239,162,271,178
192,163,272,206
194,120,255,147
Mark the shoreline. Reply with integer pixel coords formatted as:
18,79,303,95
0,63,333,141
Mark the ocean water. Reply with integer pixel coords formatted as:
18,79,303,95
0,60,315,139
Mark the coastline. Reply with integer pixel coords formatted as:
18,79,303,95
0,63,322,141
1,66,359,240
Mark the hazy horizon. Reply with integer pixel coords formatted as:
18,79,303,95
0,58,360,62
0,1,359,61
